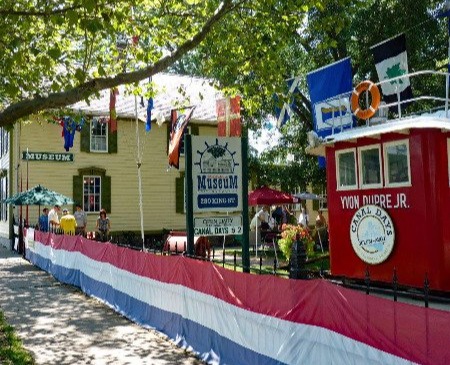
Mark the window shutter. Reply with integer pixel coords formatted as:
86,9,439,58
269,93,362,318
73,175,83,211
102,175,112,213
190,124,199,136
80,121,90,152
175,172,185,214
108,125,118,154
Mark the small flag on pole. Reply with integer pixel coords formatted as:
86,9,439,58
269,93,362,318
109,88,119,133
168,107,196,169
371,33,413,110
146,98,153,132
274,76,301,128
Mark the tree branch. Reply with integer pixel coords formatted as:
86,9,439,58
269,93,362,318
0,0,236,127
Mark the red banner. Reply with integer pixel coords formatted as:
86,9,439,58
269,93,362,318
217,96,241,137
109,88,119,133
168,107,195,169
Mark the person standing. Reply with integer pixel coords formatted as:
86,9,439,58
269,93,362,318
95,209,110,242
282,206,293,226
249,205,269,247
38,208,49,232
60,209,77,235
74,203,87,236
298,207,309,228
48,205,61,232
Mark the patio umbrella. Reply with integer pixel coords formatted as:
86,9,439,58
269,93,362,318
248,186,298,206
248,186,297,258
294,191,323,201
4,184,74,206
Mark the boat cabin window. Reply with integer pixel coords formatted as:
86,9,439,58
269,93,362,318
336,148,357,190
384,139,411,187
359,144,382,189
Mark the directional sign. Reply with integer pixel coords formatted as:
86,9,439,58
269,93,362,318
194,215,243,236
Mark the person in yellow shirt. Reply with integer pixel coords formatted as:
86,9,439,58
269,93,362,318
60,209,77,235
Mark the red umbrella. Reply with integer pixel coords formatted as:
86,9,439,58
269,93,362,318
248,186,297,206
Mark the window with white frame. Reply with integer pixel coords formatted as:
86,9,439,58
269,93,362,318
90,118,108,152
336,148,357,190
83,176,101,212
359,144,382,189
384,139,411,187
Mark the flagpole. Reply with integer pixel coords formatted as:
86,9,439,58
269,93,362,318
135,95,145,250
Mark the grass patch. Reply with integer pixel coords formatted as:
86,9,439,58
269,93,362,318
0,312,35,365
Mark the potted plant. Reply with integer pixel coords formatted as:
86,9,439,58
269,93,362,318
278,224,314,260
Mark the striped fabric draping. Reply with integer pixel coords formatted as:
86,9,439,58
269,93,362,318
25,229,450,365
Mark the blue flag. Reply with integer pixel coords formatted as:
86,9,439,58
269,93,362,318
275,76,301,127
306,58,354,140
146,97,153,132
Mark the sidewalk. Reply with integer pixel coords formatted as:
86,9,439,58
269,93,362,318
0,246,205,365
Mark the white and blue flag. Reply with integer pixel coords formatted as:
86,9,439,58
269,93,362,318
275,76,301,128
306,57,354,140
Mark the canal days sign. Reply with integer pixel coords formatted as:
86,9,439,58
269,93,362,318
350,205,395,265
191,136,242,213
194,216,243,236
22,151,73,162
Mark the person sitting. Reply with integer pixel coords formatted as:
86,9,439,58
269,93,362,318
60,209,77,235
96,209,110,242
314,210,329,251
315,210,327,228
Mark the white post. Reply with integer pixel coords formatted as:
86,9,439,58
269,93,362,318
135,95,145,249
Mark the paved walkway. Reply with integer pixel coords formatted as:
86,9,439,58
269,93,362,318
0,246,205,365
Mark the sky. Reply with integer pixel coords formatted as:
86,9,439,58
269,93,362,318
248,117,282,155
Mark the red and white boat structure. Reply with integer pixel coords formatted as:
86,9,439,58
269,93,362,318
308,70,450,292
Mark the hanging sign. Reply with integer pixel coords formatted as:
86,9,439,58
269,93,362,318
191,136,242,213
350,204,395,264
22,151,74,162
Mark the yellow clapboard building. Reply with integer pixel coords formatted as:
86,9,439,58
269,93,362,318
0,73,220,245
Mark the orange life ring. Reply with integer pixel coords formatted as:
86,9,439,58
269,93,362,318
351,80,381,120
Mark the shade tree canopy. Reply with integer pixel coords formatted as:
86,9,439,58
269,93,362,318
1,0,448,192
0,0,321,128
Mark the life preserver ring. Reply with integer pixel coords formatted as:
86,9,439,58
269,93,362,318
351,80,381,120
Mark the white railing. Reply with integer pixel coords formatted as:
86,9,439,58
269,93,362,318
318,70,450,136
